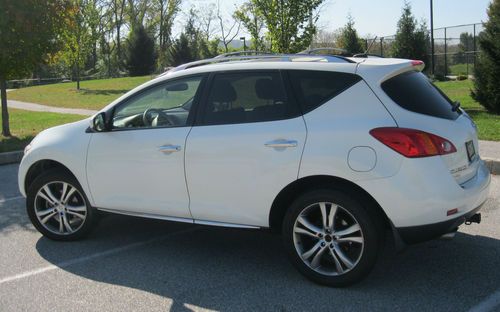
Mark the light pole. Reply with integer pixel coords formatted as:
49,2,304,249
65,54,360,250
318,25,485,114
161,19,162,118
240,37,246,51
430,0,435,75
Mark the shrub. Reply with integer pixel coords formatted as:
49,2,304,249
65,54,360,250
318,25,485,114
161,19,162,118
472,0,500,114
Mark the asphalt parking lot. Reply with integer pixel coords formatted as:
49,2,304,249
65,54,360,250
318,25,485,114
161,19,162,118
0,163,499,312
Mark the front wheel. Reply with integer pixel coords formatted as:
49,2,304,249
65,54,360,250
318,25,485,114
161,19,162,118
26,169,96,241
282,189,381,287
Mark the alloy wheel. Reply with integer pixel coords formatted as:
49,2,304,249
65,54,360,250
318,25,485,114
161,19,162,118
34,181,88,235
292,202,364,276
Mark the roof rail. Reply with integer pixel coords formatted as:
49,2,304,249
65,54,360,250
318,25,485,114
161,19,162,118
164,53,353,74
301,47,350,56
298,47,357,63
214,51,275,58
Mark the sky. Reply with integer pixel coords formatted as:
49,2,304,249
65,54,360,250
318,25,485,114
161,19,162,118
180,0,491,38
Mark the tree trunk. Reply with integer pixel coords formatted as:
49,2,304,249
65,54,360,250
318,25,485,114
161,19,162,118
0,77,11,137
76,63,80,90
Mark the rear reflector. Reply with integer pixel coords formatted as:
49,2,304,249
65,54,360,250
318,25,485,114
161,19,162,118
370,127,457,158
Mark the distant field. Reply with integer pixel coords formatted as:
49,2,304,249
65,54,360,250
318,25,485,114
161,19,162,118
5,76,151,110
435,79,499,141
0,109,84,153
449,63,474,76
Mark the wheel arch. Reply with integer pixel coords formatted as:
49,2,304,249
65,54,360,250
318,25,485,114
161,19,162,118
24,159,80,194
268,175,390,233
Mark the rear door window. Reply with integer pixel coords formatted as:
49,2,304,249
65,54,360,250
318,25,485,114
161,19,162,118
200,71,299,125
287,70,362,114
382,71,460,120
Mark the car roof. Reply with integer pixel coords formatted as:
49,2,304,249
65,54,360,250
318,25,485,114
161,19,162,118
100,55,421,113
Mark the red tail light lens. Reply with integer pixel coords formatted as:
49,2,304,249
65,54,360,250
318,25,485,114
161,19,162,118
370,127,456,158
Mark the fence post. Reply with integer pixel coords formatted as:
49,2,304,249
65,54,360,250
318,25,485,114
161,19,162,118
473,23,477,71
380,38,384,57
430,0,435,75
444,27,447,77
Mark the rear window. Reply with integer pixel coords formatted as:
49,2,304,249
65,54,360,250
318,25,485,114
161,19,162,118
288,70,361,114
382,71,460,120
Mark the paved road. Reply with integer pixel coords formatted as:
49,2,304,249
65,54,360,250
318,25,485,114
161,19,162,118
0,163,499,311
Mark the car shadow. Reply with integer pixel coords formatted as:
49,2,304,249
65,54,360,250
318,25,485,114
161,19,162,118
34,212,500,311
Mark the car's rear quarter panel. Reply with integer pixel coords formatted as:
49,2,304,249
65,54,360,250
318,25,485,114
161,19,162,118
299,80,401,182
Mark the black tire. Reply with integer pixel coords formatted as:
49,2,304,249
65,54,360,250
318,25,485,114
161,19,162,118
27,169,96,241
282,189,381,287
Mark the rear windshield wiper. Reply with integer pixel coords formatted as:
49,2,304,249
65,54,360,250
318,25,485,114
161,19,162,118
452,101,461,113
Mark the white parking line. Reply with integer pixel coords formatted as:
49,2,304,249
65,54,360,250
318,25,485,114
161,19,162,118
0,196,24,203
468,289,500,312
0,227,198,285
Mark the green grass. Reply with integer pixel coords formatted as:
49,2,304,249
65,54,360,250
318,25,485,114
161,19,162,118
0,109,84,153
434,79,481,110
435,79,500,141
5,76,151,110
449,63,474,76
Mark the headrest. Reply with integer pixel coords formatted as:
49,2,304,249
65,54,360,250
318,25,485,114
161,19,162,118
255,78,281,100
211,79,237,102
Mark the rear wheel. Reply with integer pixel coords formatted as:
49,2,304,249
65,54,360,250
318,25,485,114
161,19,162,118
27,169,96,241
282,189,380,287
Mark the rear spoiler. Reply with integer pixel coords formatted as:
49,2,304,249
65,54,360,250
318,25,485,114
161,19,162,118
355,58,426,85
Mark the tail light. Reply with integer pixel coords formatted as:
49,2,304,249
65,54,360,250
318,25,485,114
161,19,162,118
370,127,456,158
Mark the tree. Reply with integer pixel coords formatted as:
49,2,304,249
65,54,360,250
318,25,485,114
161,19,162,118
337,15,363,54
198,2,218,41
252,0,324,53
216,0,241,53
59,0,93,90
312,29,340,49
472,0,500,114
453,32,474,64
168,33,193,66
110,0,127,70
156,0,182,68
127,0,150,31
234,2,266,51
126,25,157,76
184,9,218,60
0,0,69,136
391,2,429,65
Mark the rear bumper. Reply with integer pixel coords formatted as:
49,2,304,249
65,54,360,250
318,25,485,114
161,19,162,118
358,157,490,238
396,203,483,244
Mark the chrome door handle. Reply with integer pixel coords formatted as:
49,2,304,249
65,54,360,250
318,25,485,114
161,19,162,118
264,139,298,148
158,144,181,154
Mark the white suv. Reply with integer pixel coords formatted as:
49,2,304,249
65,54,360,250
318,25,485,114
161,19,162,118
18,54,491,286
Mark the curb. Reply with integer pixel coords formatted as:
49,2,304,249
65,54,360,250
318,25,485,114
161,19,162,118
484,158,500,176
0,150,499,175
0,151,23,165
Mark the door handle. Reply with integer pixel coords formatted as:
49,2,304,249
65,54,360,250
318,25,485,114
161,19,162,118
264,139,298,148
158,144,181,154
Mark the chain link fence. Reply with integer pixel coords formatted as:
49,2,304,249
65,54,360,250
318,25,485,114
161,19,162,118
365,23,483,77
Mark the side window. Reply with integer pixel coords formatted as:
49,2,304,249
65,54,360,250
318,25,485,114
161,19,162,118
112,76,203,129
202,71,296,125
288,70,361,114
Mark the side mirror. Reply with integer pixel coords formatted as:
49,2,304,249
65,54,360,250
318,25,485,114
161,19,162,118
92,112,108,132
